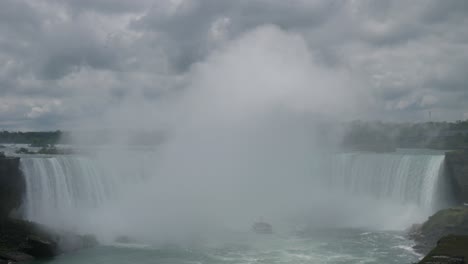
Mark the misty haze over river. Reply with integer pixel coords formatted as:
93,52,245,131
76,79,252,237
1,1,468,263
6,143,451,264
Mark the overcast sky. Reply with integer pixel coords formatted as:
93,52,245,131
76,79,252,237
1,0,468,130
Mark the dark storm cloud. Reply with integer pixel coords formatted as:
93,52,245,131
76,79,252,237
1,0,468,129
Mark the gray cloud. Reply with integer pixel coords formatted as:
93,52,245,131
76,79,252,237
56,0,150,14
131,0,341,71
38,26,119,80
0,0,468,129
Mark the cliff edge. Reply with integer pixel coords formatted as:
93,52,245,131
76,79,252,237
0,153,24,222
410,207,468,263
418,235,468,264
445,150,468,204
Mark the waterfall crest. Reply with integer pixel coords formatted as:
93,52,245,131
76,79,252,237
18,151,452,236
327,153,449,211
19,153,151,233
20,156,110,225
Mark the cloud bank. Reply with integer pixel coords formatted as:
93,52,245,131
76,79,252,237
1,0,468,129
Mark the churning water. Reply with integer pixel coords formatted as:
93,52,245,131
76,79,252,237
31,230,421,264
19,149,450,263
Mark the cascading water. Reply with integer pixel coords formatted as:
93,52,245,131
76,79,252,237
327,152,449,212
21,156,112,225
294,151,453,230
18,150,453,239
18,152,153,236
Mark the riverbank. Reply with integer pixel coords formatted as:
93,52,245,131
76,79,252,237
409,207,468,263
417,235,468,263
0,217,98,263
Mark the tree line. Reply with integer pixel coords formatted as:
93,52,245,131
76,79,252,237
0,131,66,146
342,120,468,151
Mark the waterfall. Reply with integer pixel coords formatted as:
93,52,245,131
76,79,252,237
326,152,449,212
19,153,152,233
21,156,110,224
18,150,452,235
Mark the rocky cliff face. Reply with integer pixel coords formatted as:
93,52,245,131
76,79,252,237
445,150,468,204
0,154,25,221
410,207,468,254
411,208,468,263
417,235,468,264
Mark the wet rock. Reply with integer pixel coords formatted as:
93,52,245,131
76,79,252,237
0,156,25,223
21,235,58,259
410,207,468,254
445,150,468,204
1,218,99,262
418,235,468,264
59,233,98,252
0,251,34,262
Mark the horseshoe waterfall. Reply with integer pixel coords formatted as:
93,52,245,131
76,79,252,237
18,150,452,238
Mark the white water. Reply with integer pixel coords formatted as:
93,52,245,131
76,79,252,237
19,150,451,238
327,152,448,212
19,152,152,232
299,151,452,230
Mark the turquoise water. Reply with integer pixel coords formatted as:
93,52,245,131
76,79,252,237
33,229,420,264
